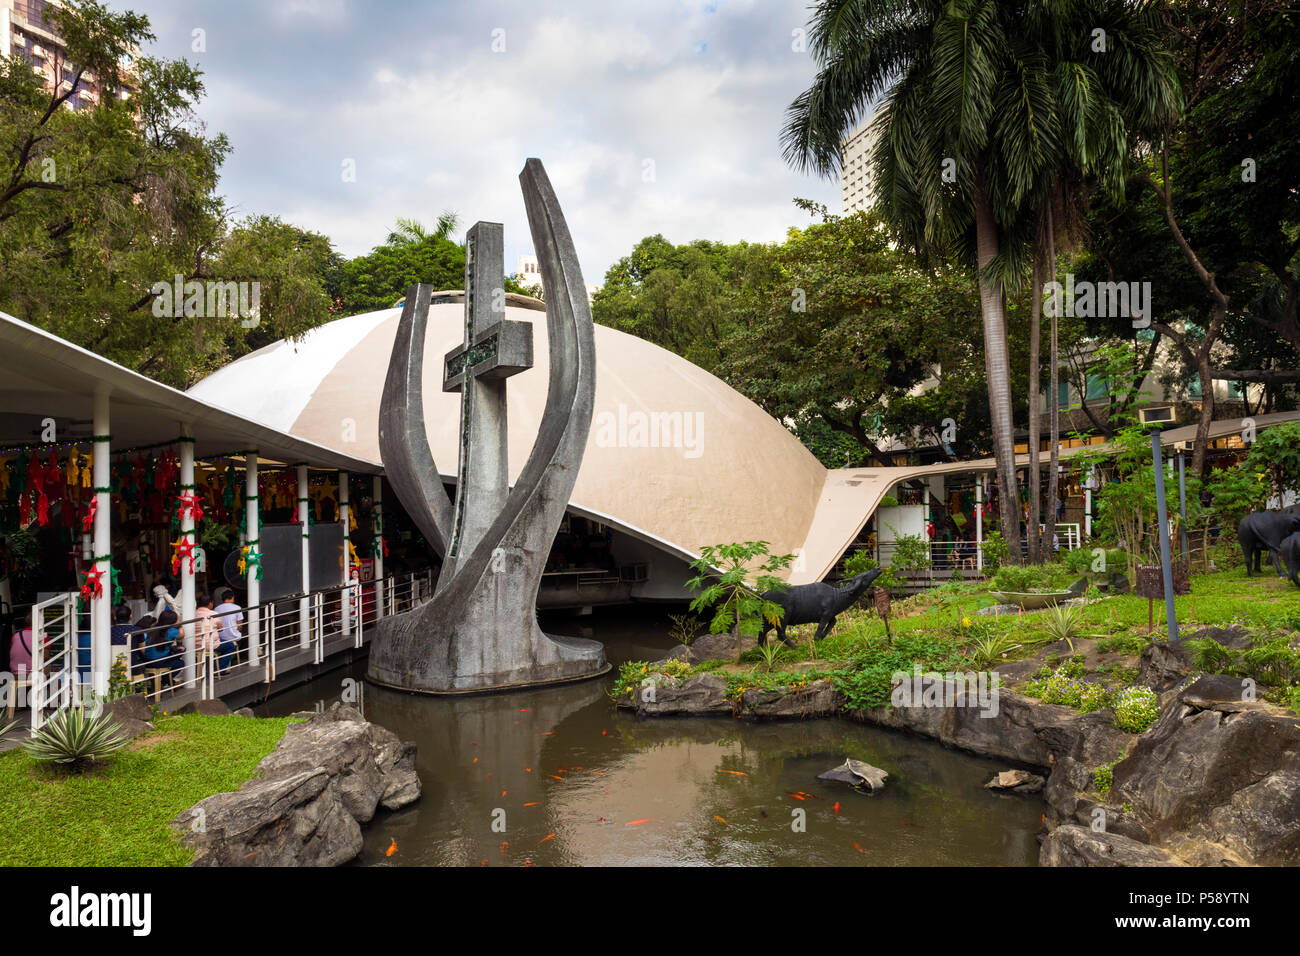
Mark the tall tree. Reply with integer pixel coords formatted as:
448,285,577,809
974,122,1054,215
782,0,1179,560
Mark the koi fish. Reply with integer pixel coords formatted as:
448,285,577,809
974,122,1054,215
520,708,531,712
592,771,605,776
501,790,507,797
523,859,533,867
786,792,806,801
499,841,509,854
548,774,565,781
833,802,841,815
537,833,555,845
524,802,540,807
472,757,478,764
601,728,607,735
853,843,868,854
625,818,653,827
718,770,748,777
540,731,557,736
713,815,729,825
525,767,532,773
385,839,397,857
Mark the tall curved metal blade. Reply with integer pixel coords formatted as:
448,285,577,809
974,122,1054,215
378,282,454,555
441,157,596,593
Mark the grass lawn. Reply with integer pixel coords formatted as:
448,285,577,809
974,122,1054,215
0,714,292,866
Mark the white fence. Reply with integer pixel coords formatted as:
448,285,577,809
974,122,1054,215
17,569,435,732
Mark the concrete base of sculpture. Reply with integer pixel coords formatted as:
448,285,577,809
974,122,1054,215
368,613,608,695
367,552,608,694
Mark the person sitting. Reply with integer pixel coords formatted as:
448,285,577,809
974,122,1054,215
193,594,236,675
8,615,33,676
129,615,155,671
213,589,245,662
142,610,185,687
110,604,135,647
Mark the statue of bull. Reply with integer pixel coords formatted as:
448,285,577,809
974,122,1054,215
759,568,883,647
1238,510,1300,576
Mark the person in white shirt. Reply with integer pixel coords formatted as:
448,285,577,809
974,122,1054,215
213,589,245,661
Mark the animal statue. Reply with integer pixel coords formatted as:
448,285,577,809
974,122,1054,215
759,568,883,647
1280,532,1300,589
1238,510,1300,577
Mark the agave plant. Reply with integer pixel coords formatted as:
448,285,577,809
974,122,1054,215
969,633,1022,669
1044,604,1085,651
24,707,129,770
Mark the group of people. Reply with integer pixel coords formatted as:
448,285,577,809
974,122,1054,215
7,584,246,697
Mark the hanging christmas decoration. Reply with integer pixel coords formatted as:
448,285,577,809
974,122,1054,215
171,535,197,575
82,495,97,533
80,563,106,602
175,489,204,526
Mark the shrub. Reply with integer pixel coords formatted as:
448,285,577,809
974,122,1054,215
1078,682,1111,713
1241,636,1300,687
1187,637,1236,675
24,708,129,771
982,531,1010,572
1112,686,1160,734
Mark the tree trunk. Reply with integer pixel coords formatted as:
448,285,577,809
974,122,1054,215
1027,251,1042,564
973,174,1022,562
1044,204,1061,561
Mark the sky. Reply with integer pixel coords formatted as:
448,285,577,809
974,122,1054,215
123,0,850,286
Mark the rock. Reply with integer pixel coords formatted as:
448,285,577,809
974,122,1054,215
739,679,841,719
985,769,1045,793
101,695,154,740
103,693,152,724
258,707,386,823
174,699,232,716
1037,709,1137,818
1138,627,1255,692
1179,674,1257,710
233,707,255,718
632,673,731,716
852,686,1072,768
1110,697,1300,865
1040,825,1185,866
172,700,421,866
173,768,362,867
662,632,759,664
818,757,888,792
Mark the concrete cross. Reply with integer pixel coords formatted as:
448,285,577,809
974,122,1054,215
442,221,534,576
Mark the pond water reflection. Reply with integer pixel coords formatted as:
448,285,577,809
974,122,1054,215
258,607,1043,866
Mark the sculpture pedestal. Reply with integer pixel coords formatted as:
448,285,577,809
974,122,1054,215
367,559,608,694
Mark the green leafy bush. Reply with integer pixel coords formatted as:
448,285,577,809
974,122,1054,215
982,531,1009,572
1112,686,1160,734
1241,636,1300,687
1187,636,1236,674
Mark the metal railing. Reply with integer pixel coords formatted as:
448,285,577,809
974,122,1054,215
22,568,435,728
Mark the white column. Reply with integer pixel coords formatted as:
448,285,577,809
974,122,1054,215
372,475,384,619
91,392,111,700
975,476,984,573
339,471,351,639
298,464,311,649
244,452,260,665
178,430,196,685
1084,466,1094,540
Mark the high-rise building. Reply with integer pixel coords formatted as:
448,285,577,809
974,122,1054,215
840,118,879,216
515,253,543,291
1,0,133,109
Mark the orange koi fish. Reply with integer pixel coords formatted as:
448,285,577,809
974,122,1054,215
385,839,397,857
537,833,555,845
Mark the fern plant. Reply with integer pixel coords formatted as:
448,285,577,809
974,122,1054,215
1186,637,1236,675
24,707,129,770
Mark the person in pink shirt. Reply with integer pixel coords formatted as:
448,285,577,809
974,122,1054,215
9,615,33,675
192,595,235,673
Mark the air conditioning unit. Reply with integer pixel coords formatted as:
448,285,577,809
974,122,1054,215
13,34,26,47
1138,405,1176,428
32,44,46,57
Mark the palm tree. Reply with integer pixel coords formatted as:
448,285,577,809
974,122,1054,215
783,0,1179,563
386,210,460,247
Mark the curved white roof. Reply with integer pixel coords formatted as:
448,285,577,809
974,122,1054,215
189,295,830,572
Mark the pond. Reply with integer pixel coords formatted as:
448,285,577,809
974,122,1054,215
256,607,1044,866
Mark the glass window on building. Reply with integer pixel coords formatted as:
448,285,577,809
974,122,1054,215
1058,381,1070,407
1085,373,1106,400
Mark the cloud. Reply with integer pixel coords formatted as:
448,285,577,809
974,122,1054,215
127,0,841,284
